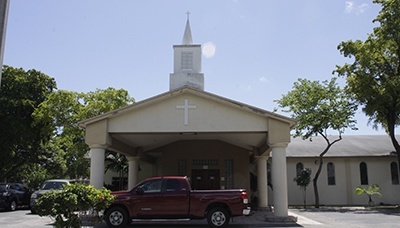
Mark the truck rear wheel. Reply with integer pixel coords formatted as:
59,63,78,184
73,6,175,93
207,207,230,228
105,206,129,228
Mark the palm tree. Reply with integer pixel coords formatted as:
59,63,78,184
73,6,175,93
355,184,382,206
105,151,128,190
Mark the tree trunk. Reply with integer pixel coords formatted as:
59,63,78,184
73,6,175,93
312,135,340,209
313,156,323,208
368,195,373,207
387,112,400,177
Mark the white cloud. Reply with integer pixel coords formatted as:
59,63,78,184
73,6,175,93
345,1,369,15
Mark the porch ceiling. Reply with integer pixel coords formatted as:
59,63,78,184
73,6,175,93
110,131,267,152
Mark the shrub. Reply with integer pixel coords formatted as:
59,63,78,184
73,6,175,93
35,183,115,228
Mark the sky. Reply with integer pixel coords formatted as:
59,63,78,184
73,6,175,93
3,0,396,135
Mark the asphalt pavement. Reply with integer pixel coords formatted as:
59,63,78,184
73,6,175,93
0,206,399,228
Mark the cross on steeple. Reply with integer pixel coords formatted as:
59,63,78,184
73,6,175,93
186,11,190,20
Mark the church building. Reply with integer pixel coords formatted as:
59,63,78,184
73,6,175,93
78,16,296,217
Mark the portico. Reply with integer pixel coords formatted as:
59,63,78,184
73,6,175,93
78,15,295,217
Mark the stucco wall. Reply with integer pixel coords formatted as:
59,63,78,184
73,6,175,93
286,157,400,206
107,93,268,133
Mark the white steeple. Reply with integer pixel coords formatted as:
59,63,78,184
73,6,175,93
169,12,204,91
182,12,193,45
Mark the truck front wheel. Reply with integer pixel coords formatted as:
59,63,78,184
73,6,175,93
207,207,230,228
105,206,129,228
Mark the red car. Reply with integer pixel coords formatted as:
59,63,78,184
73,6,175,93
105,176,251,228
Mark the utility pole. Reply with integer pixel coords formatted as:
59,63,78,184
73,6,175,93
0,0,10,89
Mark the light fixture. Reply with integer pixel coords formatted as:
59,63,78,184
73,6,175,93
179,132,197,135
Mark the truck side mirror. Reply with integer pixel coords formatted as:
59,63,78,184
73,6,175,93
135,187,144,195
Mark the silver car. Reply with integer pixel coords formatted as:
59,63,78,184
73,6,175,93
30,179,75,214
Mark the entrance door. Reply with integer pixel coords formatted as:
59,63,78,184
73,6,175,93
191,169,220,190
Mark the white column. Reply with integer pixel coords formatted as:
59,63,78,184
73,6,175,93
127,156,139,190
0,0,10,87
257,157,268,208
271,143,288,217
89,145,106,189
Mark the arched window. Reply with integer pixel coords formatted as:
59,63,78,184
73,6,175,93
327,162,336,185
296,162,304,177
359,162,368,185
295,162,304,186
390,162,399,185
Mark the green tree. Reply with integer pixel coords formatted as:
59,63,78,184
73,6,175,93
276,78,357,208
294,168,311,208
335,0,400,174
33,88,135,180
355,184,382,206
0,66,56,182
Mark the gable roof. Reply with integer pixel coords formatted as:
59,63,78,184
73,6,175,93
78,86,296,128
287,135,399,157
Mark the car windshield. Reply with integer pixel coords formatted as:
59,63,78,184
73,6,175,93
41,181,67,190
0,185,7,192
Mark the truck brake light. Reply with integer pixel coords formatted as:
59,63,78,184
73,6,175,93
241,192,248,204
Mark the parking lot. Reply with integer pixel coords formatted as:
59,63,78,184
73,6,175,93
0,207,399,228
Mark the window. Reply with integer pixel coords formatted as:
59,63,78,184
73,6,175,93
225,160,234,189
359,162,368,185
390,162,399,185
296,163,304,186
166,179,181,192
178,160,187,176
296,162,304,176
327,162,336,185
193,159,218,166
141,179,162,193
181,52,193,70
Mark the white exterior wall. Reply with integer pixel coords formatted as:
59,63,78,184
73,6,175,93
173,45,202,73
286,157,400,206
170,44,204,90
108,93,268,133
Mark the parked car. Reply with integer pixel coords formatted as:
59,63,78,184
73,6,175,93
0,183,32,211
30,179,74,214
104,176,251,228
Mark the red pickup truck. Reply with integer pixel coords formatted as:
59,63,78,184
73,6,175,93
104,176,251,228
